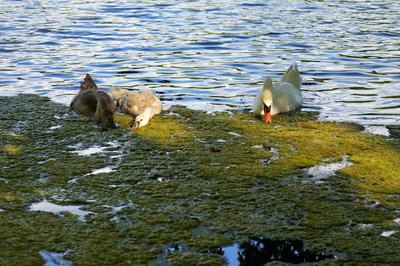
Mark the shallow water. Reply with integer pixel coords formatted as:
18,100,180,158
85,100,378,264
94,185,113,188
166,237,337,265
1,0,399,126
219,237,336,265
305,155,353,183
40,250,72,266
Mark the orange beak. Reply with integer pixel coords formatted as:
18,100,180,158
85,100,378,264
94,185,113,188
264,112,272,123
132,122,140,131
263,103,272,124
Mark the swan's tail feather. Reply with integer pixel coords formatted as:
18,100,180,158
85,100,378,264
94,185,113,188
110,86,128,101
281,63,302,90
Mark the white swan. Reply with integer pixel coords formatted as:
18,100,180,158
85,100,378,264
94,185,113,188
110,86,163,130
252,63,303,123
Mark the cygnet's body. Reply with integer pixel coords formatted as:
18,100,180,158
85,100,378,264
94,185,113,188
71,74,117,128
110,86,162,130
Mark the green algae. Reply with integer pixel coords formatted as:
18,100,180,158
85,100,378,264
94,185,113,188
2,144,22,156
166,252,226,266
0,94,400,265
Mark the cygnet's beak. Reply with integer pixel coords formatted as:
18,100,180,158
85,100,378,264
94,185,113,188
132,122,140,131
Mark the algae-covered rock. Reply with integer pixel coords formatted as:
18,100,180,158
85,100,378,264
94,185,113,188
0,94,399,265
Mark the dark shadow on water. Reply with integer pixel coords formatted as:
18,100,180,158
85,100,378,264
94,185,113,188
210,237,336,265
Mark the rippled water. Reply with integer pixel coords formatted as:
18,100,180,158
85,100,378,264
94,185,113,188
1,0,399,125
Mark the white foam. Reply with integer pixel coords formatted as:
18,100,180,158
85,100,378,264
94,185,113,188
358,223,374,229
228,132,242,137
157,177,166,182
48,125,62,130
363,125,390,136
381,230,397,237
68,141,120,156
38,158,56,165
70,146,106,156
252,145,263,149
29,200,91,222
85,166,114,176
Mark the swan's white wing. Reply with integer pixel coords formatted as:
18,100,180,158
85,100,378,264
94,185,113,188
271,83,302,115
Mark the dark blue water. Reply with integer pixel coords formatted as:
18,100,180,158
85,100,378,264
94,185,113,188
1,0,399,126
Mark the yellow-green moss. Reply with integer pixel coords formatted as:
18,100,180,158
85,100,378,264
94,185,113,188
1,94,400,265
2,144,21,156
115,111,195,146
344,144,400,192
166,252,226,266
118,107,400,202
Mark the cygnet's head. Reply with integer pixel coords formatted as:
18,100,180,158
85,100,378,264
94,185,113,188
95,96,117,129
133,113,150,130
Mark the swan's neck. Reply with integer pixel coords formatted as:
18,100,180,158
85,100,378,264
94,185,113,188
262,78,273,105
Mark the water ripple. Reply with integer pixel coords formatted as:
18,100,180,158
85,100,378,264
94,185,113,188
0,0,399,125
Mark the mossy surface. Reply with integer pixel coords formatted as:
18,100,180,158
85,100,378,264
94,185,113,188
1,94,399,265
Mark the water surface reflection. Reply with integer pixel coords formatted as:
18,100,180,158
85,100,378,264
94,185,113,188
0,0,399,125
217,237,336,265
